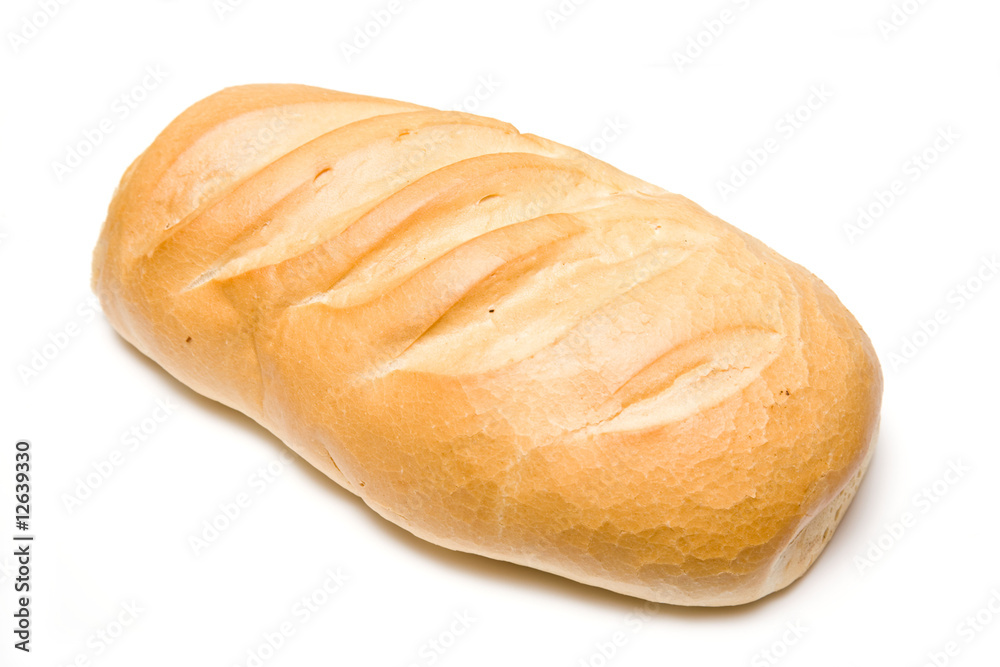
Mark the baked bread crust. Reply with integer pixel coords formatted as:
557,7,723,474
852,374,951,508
92,84,882,606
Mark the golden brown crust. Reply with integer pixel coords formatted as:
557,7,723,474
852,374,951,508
92,84,882,606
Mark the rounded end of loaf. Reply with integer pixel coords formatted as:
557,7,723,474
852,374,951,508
640,265,883,607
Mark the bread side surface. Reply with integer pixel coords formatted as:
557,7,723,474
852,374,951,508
92,84,882,606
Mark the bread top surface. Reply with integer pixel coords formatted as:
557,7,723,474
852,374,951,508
93,84,882,605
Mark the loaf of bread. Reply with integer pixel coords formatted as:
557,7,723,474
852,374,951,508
92,84,882,606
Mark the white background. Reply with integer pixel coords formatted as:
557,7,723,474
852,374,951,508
2,0,999,665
